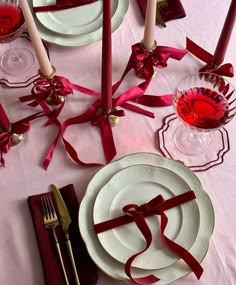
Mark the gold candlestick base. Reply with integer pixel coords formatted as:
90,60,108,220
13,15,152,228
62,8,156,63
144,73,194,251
140,39,157,52
38,65,56,79
11,133,24,146
45,94,65,105
95,107,120,127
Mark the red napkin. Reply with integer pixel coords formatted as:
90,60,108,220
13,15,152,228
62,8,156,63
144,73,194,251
33,0,97,13
137,0,186,25
28,184,98,285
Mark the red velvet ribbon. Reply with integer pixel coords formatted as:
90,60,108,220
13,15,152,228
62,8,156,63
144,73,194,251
186,37,234,77
95,190,203,284
0,111,46,166
33,0,97,13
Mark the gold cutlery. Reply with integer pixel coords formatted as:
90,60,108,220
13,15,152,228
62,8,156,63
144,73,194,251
156,0,168,27
51,184,80,285
41,195,70,285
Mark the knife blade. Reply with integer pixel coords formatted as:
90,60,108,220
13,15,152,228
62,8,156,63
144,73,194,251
51,184,80,285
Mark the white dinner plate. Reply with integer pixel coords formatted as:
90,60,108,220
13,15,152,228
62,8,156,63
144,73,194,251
79,153,215,285
93,164,200,270
33,0,118,36
29,0,129,46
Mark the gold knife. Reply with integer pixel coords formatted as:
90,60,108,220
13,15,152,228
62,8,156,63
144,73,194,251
51,184,80,285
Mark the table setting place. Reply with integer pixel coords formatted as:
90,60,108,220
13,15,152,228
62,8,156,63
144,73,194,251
0,0,236,285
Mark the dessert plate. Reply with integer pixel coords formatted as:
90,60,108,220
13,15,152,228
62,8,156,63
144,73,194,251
79,153,215,285
29,0,129,46
33,0,117,36
93,164,200,269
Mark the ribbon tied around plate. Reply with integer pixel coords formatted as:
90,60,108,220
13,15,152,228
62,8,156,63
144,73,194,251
94,190,203,285
186,37,234,78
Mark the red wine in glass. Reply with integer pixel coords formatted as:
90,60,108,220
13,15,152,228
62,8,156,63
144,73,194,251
0,1,34,76
173,73,236,155
176,87,229,130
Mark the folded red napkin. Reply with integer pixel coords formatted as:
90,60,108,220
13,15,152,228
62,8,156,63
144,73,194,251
28,184,98,285
137,0,186,25
33,0,97,13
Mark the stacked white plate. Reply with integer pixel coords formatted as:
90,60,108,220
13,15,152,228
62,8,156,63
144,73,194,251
29,0,129,46
79,152,215,285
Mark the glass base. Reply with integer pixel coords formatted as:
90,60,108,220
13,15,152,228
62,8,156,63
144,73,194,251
174,125,211,156
0,48,34,76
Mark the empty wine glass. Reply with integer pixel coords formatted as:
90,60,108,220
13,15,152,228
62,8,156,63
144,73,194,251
173,72,236,155
0,0,34,76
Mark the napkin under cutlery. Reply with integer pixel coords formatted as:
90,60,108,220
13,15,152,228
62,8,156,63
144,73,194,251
28,184,98,285
33,0,97,13
137,0,186,26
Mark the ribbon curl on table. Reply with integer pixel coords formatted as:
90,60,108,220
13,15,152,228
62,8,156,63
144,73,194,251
41,43,186,169
33,0,97,13
95,190,203,285
0,111,46,166
186,37,234,77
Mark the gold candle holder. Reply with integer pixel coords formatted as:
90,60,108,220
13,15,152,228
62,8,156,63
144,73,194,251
95,107,120,127
38,65,65,106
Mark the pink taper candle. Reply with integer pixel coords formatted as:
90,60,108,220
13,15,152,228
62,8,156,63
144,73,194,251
101,0,112,113
143,0,156,50
213,0,236,65
19,0,53,77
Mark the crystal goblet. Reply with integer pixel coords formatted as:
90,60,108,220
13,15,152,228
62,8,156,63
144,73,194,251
0,0,34,76
173,72,236,155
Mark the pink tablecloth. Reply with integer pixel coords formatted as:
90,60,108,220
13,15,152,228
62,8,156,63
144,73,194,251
0,0,236,284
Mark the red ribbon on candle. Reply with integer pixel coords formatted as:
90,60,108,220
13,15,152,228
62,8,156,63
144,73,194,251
94,190,203,284
186,37,234,77
213,0,236,65
101,0,112,113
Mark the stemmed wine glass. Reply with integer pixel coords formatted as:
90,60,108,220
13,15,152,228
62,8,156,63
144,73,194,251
0,0,34,76
173,72,236,155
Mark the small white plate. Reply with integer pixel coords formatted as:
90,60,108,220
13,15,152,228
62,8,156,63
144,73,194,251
29,0,128,46
93,164,200,269
33,0,117,36
79,153,215,285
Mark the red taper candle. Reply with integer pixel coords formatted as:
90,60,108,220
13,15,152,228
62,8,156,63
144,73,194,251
0,104,10,130
101,0,112,113
213,0,236,65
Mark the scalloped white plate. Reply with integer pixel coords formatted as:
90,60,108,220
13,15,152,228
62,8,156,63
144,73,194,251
79,153,214,285
29,0,128,46
33,0,118,36
93,164,200,270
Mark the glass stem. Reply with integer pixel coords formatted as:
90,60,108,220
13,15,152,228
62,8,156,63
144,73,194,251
9,42,23,63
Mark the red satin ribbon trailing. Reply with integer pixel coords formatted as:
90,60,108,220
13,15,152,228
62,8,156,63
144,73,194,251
0,111,46,166
95,190,203,285
186,37,234,77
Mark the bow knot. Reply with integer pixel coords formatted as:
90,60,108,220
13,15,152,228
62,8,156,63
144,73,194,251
199,63,234,77
123,194,165,217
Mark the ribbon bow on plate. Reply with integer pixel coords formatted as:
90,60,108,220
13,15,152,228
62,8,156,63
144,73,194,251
95,190,203,285
33,0,97,13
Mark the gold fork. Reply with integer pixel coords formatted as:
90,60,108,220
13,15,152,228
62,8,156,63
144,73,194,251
41,195,70,285
156,0,168,27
